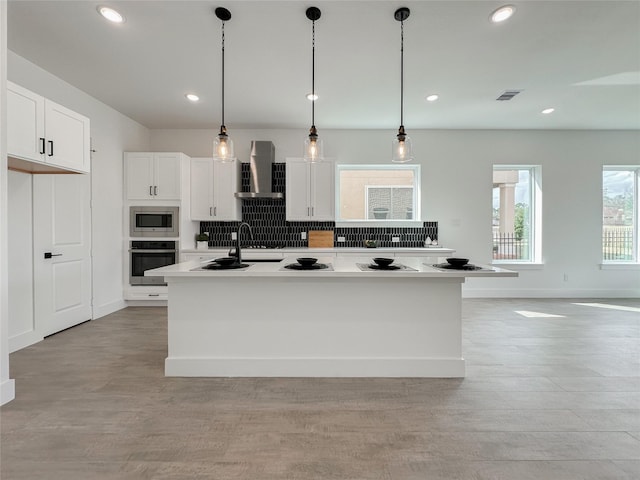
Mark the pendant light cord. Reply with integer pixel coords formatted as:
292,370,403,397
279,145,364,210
221,21,226,128
400,19,404,127
311,19,315,128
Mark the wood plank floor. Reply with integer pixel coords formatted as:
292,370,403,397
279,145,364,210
2,299,639,479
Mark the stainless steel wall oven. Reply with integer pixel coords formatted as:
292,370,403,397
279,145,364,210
130,206,179,237
129,240,178,285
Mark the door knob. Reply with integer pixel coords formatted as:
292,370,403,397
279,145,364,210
44,252,63,259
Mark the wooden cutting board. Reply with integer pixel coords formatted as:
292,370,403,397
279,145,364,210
308,230,334,248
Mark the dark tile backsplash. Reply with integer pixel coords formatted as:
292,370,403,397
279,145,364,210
200,163,438,248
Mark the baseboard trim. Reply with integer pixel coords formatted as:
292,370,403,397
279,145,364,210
9,330,43,353
125,300,168,307
463,288,640,298
1,378,15,405
92,299,127,319
165,357,466,378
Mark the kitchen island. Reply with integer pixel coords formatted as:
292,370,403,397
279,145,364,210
147,257,517,378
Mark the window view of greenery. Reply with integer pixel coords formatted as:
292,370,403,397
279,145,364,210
493,168,533,261
603,168,637,261
337,166,419,222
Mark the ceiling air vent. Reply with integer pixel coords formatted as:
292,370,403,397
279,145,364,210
496,90,523,101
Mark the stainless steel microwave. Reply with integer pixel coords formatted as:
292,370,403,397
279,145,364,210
130,206,179,237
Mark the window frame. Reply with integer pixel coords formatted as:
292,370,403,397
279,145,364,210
602,166,639,264
492,165,542,264
335,164,422,227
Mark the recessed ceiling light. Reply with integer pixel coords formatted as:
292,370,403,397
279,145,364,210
490,5,515,23
306,93,318,101
426,94,439,102
97,6,125,24
541,107,555,114
185,93,200,102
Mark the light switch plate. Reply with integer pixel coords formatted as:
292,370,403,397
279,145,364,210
392,236,400,243
231,232,237,240
337,236,346,243
301,232,307,240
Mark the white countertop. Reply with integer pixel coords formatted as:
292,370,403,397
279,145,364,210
147,256,517,279
180,246,455,254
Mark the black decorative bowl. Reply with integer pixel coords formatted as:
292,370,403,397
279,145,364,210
373,257,394,267
296,257,318,267
214,257,237,266
446,257,469,267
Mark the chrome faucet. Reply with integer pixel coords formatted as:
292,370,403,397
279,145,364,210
232,222,254,264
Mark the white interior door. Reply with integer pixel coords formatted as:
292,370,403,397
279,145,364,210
33,175,92,336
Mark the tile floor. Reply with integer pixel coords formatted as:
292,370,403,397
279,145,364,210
1,299,639,479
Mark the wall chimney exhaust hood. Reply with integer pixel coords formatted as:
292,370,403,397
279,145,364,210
235,141,284,199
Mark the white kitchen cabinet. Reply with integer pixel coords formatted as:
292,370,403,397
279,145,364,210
190,157,241,221
285,158,334,221
125,152,184,200
7,81,90,173
124,286,168,301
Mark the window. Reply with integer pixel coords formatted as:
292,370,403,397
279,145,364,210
336,165,421,224
492,166,541,262
603,167,638,262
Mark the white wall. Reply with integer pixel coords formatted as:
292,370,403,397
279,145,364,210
150,128,640,298
7,51,151,323
0,0,16,405
7,171,36,351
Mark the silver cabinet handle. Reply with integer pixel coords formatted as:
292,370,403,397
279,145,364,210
154,186,158,196
210,207,213,216
214,206,217,216
311,207,314,217
149,186,153,196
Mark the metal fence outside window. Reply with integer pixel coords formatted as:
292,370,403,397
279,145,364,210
493,232,529,260
603,226,634,261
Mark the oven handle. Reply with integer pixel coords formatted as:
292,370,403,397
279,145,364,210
129,249,178,253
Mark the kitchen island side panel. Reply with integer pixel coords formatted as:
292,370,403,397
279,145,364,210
165,276,465,377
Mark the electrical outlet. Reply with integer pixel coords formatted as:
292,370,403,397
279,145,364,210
392,236,400,243
231,232,237,240
337,236,346,243
301,232,307,240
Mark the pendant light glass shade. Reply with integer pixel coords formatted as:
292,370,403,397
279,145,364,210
303,7,324,162
213,126,234,160
214,7,234,162
392,7,413,163
304,126,323,162
392,126,413,163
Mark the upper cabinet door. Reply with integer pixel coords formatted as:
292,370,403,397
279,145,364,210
212,159,241,221
310,161,334,221
154,153,182,200
44,99,91,173
286,159,311,221
190,158,214,220
7,82,90,174
125,153,155,199
7,82,45,162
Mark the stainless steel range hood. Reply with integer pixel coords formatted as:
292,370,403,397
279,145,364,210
235,141,284,199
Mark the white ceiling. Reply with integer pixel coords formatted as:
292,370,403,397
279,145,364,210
7,0,640,130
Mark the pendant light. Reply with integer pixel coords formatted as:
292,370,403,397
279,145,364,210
303,7,323,162
392,7,413,163
213,7,234,161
